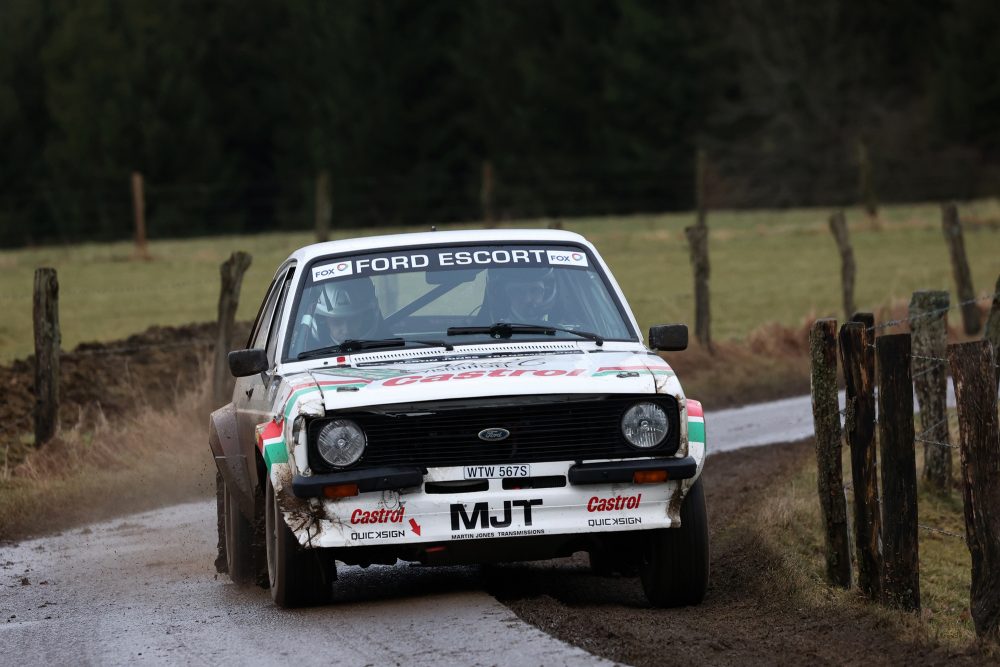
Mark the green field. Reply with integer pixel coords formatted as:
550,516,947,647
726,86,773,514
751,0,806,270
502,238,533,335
2,200,999,362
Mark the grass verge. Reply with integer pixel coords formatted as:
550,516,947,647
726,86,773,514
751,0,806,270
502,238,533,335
758,414,991,654
2,200,999,362
0,374,214,541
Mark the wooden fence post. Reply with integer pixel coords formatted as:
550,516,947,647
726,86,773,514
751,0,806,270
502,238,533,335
33,268,60,446
984,273,1000,393
839,321,881,599
876,333,920,611
315,171,331,243
828,210,857,319
858,139,879,223
948,340,1000,640
852,311,875,329
686,148,711,351
810,318,852,587
131,171,151,260
213,252,253,406
481,160,496,228
909,290,951,491
942,202,981,335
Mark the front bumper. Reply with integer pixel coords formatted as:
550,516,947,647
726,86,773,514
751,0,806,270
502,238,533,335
276,458,698,549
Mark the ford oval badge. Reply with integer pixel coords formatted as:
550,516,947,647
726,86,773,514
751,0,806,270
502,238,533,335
478,428,510,442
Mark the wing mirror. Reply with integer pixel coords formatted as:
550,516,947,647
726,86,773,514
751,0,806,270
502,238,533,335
648,324,688,351
228,349,269,377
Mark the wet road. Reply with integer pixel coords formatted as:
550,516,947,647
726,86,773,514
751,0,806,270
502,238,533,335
1,501,611,666
3,388,952,665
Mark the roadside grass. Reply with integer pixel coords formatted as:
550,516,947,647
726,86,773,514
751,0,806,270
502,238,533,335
755,411,992,654
1,200,999,362
0,373,214,540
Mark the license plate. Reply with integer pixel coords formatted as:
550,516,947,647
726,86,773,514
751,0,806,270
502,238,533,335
463,464,531,479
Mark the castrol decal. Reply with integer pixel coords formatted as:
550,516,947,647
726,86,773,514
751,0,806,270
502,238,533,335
587,493,642,512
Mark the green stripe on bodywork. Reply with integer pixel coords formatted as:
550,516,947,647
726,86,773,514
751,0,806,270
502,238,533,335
282,383,367,421
263,441,289,470
283,386,322,421
688,421,705,443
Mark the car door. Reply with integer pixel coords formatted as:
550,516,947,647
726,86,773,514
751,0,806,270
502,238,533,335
235,264,295,477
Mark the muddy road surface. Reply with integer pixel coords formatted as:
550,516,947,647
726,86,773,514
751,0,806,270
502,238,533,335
1,501,610,666
0,394,974,666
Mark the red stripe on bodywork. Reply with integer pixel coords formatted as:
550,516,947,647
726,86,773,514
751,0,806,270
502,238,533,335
256,419,284,454
596,363,673,372
686,399,704,418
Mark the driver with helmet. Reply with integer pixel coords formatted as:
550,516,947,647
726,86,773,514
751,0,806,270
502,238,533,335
485,267,558,323
311,277,382,345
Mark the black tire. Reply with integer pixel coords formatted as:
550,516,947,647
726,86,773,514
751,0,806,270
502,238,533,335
588,549,615,577
589,543,639,577
214,471,228,574
265,475,335,608
639,477,710,607
223,477,262,585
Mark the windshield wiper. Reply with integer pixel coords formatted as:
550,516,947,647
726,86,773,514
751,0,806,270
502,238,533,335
297,338,453,360
446,322,604,346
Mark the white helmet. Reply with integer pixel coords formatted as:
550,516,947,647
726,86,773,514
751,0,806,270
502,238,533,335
313,278,381,341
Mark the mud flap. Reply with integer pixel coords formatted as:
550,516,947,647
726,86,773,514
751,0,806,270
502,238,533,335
215,454,255,518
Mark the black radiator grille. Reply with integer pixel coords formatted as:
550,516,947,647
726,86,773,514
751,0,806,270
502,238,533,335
308,394,680,472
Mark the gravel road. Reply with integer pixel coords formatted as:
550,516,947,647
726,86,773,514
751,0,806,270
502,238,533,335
0,389,964,665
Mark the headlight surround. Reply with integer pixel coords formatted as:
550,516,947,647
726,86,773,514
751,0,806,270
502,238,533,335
316,419,366,468
621,402,669,449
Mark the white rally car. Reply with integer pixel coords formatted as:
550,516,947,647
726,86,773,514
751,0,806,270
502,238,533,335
210,229,708,608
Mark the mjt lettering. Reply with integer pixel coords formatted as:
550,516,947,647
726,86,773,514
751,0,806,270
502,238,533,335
450,499,543,530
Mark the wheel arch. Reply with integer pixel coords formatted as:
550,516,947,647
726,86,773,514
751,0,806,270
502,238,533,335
210,403,259,519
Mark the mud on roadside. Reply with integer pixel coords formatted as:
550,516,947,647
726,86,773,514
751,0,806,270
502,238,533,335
0,322,249,458
489,442,988,666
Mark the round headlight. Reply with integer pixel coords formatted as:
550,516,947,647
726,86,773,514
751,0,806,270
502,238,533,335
316,419,366,468
621,402,669,449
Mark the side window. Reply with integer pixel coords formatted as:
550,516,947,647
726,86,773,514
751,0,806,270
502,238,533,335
265,267,296,363
250,271,287,350
247,277,279,349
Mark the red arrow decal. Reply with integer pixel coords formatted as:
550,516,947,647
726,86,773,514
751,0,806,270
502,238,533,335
409,518,422,536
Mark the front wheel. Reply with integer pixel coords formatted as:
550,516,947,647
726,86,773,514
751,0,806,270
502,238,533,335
265,474,335,608
639,477,710,607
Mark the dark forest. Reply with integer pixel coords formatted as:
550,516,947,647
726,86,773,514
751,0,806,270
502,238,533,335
1,0,998,244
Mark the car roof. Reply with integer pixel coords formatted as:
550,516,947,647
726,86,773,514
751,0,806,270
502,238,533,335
284,228,595,265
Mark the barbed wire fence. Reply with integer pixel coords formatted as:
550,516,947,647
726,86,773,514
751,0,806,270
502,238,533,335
811,280,1000,633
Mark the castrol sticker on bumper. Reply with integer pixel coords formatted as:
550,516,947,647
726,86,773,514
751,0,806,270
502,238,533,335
310,481,682,548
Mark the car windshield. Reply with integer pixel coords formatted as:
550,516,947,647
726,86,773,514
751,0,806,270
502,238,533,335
284,244,635,361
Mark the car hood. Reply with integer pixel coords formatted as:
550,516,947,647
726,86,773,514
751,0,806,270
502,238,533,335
273,345,682,421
